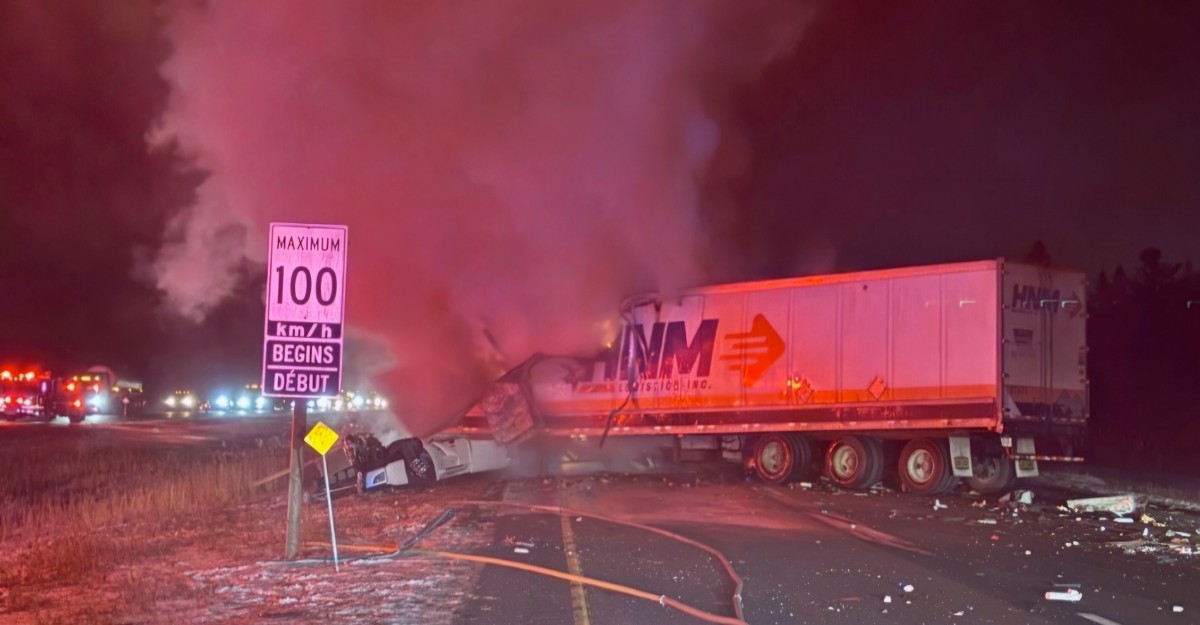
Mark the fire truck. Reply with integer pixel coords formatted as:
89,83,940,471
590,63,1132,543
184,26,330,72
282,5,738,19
469,259,1089,495
1,370,49,419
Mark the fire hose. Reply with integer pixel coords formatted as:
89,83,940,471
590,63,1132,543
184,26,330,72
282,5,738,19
301,498,748,625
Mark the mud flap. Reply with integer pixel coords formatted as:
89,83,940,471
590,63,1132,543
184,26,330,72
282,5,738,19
1014,437,1039,478
948,436,973,477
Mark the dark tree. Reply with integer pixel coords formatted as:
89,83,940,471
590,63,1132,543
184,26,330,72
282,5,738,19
1023,240,1053,266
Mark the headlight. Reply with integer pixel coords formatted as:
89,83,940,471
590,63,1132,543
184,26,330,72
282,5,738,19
181,395,195,409
87,395,106,409
352,396,365,409
235,396,251,409
254,396,267,410
214,396,230,409
317,398,331,410
165,396,177,408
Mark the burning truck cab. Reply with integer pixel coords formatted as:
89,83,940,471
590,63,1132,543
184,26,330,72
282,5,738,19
309,430,511,500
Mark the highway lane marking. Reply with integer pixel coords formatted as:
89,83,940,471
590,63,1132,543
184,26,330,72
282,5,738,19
1078,613,1125,625
560,511,592,625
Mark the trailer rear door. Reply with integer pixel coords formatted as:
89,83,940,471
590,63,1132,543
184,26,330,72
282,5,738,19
1001,263,1089,426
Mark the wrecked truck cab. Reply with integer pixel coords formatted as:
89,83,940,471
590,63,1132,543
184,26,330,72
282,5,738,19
316,432,511,498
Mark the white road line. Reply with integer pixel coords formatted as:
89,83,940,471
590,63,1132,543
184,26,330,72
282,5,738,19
1078,613,1125,625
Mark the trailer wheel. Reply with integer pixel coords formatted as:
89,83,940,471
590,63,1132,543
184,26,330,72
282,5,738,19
824,436,883,490
752,434,811,484
898,439,956,494
965,456,1016,494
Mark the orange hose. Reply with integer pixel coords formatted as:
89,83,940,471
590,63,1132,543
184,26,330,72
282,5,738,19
408,548,748,625
453,499,746,620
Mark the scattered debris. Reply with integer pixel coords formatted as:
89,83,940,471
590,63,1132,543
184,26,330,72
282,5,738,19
952,610,965,616
902,584,914,593
1174,606,1184,613
1114,517,1135,524
1067,494,1141,516
1044,588,1083,602
513,547,529,554
933,500,948,510
883,595,892,603
975,518,998,525
1141,514,1166,527
1000,490,1034,505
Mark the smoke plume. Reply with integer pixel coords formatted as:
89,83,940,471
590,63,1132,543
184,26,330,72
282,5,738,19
152,0,810,435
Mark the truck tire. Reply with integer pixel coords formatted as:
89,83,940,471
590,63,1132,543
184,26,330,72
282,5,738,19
824,436,884,490
898,439,956,495
404,445,437,488
752,433,811,484
965,456,1016,494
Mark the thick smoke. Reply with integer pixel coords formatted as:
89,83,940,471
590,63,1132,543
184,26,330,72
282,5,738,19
152,0,809,435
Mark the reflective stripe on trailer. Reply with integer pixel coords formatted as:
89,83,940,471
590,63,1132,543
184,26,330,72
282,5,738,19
1007,454,1085,463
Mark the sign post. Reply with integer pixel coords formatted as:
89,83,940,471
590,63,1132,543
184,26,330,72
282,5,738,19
262,223,348,560
304,420,341,571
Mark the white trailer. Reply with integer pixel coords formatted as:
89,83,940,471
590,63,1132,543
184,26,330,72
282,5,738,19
469,259,1088,494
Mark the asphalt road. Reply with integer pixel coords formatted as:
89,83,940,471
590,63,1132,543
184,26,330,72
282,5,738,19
0,409,293,448
454,471,1198,625
2,414,1195,624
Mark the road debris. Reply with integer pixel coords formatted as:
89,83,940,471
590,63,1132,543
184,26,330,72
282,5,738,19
1066,493,1141,516
1141,514,1166,527
513,547,529,554
1044,588,1083,602
883,595,892,603
902,584,914,593
1000,490,1034,505
1174,606,1184,613
933,500,948,510
975,518,998,525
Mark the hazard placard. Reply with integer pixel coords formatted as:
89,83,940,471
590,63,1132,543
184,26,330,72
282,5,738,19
303,421,340,456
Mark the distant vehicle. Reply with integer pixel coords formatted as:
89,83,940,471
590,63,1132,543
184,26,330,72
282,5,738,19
0,370,48,419
212,383,271,412
163,389,202,412
472,259,1088,495
58,366,146,416
43,376,89,423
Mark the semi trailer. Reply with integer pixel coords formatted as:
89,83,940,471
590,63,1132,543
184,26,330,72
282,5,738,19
467,259,1088,494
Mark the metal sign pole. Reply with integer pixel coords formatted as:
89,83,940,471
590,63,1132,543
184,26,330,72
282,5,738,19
322,453,340,571
285,400,308,559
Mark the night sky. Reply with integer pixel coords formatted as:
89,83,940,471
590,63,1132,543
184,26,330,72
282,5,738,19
2,1,1198,392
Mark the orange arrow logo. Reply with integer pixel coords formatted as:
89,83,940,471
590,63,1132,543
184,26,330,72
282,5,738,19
721,313,785,386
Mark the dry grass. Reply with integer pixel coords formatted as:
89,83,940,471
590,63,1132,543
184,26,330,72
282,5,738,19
0,446,283,542
0,442,288,622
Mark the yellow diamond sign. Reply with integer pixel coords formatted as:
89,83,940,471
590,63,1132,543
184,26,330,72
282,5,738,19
304,421,339,456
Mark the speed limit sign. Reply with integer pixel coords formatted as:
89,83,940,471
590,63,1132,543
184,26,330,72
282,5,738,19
262,223,348,398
